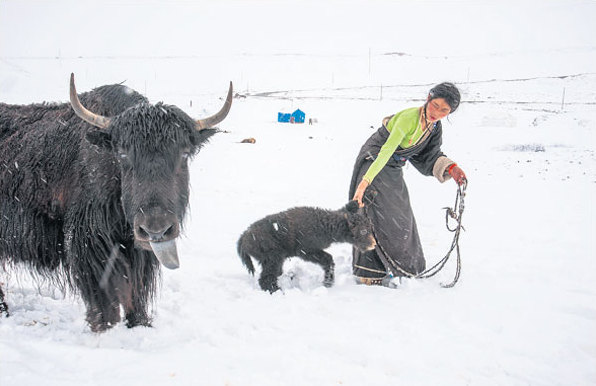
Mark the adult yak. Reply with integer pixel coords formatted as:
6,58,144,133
0,74,232,332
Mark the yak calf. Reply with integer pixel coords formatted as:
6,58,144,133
237,201,376,293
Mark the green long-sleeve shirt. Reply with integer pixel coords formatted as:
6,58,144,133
362,107,428,183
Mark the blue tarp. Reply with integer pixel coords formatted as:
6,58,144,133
277,112,292,122
277,109,305,123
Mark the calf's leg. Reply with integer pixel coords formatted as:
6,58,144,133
258,257,284,293
300,250,335,287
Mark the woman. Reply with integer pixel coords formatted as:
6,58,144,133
349,82,466,286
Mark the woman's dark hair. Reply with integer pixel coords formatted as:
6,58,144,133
429,82,461,113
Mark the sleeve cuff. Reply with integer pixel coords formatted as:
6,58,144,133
433,156,455,183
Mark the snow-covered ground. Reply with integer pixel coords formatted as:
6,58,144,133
1,1,595,385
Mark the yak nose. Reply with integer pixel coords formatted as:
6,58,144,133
133,208,181,270
134,210,179,242
137,222,177,241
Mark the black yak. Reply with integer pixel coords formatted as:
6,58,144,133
0,74,232,332
237,201,376,293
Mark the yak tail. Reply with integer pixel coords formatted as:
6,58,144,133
237,238,255,275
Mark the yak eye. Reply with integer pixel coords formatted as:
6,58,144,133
182,153,190,160
360,229,368,235
119,153,128,159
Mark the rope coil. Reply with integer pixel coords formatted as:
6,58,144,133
381,180,468,288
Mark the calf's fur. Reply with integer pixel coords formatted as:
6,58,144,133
237,201,375,292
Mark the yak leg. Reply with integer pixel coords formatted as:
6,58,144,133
78,260,122,332
258,257,284,293
65,225,122,332
0,284,9,317
80,282,122,332
300,250,335,287
75,254,122,333
124,298,152,329
119,250,157,329
72,242,155,331
93,246,155,329
110,273,151,329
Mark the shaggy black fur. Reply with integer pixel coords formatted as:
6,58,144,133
0,286,8,317
237,201,376,293
0,81,217,331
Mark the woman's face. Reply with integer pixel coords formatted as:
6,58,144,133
425,97,451,122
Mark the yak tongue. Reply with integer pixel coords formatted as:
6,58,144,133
149,240,180,270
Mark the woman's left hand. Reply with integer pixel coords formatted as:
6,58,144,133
448,164,467,185
353,179,370,207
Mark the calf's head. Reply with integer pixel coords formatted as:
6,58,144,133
343,200,376,252
70,73,232,269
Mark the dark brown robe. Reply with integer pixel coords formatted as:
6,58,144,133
349,120,453,280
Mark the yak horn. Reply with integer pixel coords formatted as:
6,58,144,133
196,82,233,130
69,73,111,129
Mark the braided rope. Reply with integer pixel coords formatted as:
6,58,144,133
377,180,467,288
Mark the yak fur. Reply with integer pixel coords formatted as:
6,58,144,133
0,82,216,331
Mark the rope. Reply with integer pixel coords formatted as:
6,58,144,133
380,180,467,288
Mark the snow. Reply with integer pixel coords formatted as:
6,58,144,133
1,0,596,385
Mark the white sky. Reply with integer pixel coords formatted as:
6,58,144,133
2,0,595,58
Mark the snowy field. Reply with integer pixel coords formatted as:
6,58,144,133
1,1,595,385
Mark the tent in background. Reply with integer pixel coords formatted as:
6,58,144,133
277,109,305,123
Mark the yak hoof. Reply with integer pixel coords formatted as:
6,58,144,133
265,284,280,294
126,314,152,329
86,308,121,333
262,283,280,294
89,321,115,333
0,302,9,317
259,275,281,293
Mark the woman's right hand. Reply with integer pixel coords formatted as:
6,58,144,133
353,179,370,207
448,164,467,185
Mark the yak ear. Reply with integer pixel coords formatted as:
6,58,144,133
344,200,360,213
86,130,112,149
193,128,218,147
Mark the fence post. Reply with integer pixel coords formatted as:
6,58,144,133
561,87,566,111
369,47,372,76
